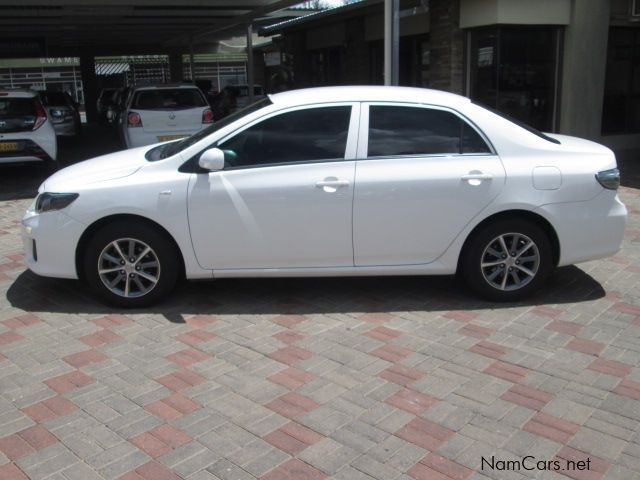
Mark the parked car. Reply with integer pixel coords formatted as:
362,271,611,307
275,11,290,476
106,86,131,127
120,84,212,149
211,84,264,119
0,89,57,171
96,88,117,123
39,90,82,137
22,86,626,307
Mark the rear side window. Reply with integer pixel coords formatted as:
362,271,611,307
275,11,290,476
219,106,351,168
368,106,492,157
132,89,206,111
40,92,68,106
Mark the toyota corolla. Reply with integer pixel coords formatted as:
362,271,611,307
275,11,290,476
21,86,627,307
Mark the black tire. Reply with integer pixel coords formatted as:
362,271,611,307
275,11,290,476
83,221,179,308
461,218,553,301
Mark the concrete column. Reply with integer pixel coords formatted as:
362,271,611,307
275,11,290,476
79,53,98,123
247,24,255,103
429,0,464,94
168,53,183,82
384,0,400,86
559,0,610,139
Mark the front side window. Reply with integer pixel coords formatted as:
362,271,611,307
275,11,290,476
219,106,352,169
367,105,491,157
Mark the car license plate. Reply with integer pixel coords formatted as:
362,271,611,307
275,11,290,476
0,142,19,152
157,135,187,142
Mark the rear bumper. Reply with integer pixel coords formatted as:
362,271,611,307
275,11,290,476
537,190,627,266
0,139,56,163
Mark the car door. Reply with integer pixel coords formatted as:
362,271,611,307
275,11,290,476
353,103,505,266
188,103,359,270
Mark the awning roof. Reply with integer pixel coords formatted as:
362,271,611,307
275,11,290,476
0,1,303,56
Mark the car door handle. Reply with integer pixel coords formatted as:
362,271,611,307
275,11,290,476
461,172,493,181
315,179,350,189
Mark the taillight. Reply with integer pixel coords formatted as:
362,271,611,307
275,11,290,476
127,111,142,128
595,168,620,190
33,100,47,130
202,108,214,124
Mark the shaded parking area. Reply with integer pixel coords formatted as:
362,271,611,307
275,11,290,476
0,132,639,480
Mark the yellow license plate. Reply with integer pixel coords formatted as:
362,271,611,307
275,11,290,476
158,135,187,142
0,142,19,152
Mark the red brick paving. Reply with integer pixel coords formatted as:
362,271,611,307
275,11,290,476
0,463,28,480
1,314,40,329
129,460,183,480
44,370,95,394
523,412,580,443
0,331,24,346
363,326,403,342
484,361,529,383
566,338,606,356
263,422,322,455
166,347,209,367
184,314,217,329
268,366,315,389
156,369,205,392
131,425,191,458
273,314,307,328
144,393,199,420
80,329,122,347
175,330,216,346
273,330,306,344
469,340,509,359
613,378,640,400
457,324,492,339
588,358,633,377
444,310,479,322
554,446,611,480
94,314,131,328
371,343,413,362
379,364,424,386
409,452,473,480
268,345,314,366
266,392,320,420
396,417,455,451
22,395,77,422
501,384,554,411
359,312,394,324
62,349,108,368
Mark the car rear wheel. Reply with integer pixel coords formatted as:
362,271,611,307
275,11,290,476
83,221,179,307
462,219,552,301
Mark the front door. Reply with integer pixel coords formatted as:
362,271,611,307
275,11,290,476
353,103,505,266
188,103,358,270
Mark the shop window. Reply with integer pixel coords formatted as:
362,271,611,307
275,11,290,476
602,28,640,135
468,27,561,132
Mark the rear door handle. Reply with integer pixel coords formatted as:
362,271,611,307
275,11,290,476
461,172,493,181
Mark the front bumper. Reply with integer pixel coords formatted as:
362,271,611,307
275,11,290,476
21,207,85,279
537,190,627,266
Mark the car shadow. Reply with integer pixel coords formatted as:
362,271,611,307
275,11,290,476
6,266,605,323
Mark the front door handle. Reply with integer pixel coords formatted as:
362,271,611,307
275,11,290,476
461,172,493,181
316,177,350,192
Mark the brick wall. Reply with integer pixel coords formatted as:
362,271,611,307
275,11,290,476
429,0,464,94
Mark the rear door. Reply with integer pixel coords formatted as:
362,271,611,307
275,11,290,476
353,103,505,266
132,88,206,138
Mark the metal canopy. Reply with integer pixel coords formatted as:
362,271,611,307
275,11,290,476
0,0,302,56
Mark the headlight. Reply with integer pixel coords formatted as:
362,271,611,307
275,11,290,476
35,193,79,213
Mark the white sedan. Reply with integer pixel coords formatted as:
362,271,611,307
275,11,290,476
22,86,627,307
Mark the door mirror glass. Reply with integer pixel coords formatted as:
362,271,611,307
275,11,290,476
198,148,225,171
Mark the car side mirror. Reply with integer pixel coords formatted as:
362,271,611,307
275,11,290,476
198,148,225,172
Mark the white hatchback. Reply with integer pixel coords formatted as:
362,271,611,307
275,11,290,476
0,89,57,169
121,84,212,148
23,86,627,307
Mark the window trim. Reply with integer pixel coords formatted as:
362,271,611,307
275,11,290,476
211,102,361,171
358,102,497,160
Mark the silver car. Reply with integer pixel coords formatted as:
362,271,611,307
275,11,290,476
39,91,82,137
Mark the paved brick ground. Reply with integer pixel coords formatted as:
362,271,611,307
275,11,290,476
0,159,639,479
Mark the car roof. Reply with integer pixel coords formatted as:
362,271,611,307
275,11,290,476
269,86,470,108
132,84,200,92
0,89,37,98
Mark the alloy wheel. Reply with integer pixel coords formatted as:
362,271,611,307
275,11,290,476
97,238,161,298
480,232,540,291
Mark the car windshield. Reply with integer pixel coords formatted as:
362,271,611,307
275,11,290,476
40,92,68,106
474,101,560,145
147,96,273,161
132,88,206,111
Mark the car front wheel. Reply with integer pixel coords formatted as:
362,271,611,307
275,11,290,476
83,221,179,307
462,219,552,301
